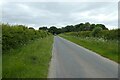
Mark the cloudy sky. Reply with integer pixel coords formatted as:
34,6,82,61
1,0,119,29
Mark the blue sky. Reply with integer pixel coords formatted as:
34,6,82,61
1,0,119,29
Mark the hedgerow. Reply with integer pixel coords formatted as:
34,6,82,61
63,29,120,40
2,23,51,53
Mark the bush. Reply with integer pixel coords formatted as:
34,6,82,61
63,29,119,40
91,27,102,37
2,23,51,53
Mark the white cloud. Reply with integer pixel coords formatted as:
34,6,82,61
106,25,118,29
17,4,31,11
69,3,118,29
16,3,61,18
72,11,117,22
2,2,118,29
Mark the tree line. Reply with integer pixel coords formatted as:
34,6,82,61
2,23,51,53
63,29,120,40
39,22,108,34
2,22,119,53
39,22,119,41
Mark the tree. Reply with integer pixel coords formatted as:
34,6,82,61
90,24,96,31
84,22,91,31
96,24,108,30
39,27,48,31
29,27,35,30
74,23,84,31
92,27,102,37
64,25,75,32
48,26,58,34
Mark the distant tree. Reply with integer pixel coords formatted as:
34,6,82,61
48,26,58,34
29,27,35,30
37,22,109,35
64,25,75,32
74,24,80,32
79,23,84,31
96,24,108,30
74,23,90,31
90,24,96,31
56,28,62,34
74,23,84,31
39,27,48,31
84,22,90,31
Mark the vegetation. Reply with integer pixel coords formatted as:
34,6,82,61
48,26,58,34
2,22,119,78
91,27,102,37
2,23,53,78
59,28,119,63
39,22,108,34
62,29,120,40
2,23,51,53
3,36,53,78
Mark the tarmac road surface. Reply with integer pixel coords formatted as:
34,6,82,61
48,36,118,78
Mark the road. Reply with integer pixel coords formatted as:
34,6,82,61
48,36,118,78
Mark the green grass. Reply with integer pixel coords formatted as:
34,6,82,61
60,34,119,63
3,36,53,78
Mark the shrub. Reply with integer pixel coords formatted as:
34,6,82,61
63,28,119,40
91,27,102,37
2,23,50,53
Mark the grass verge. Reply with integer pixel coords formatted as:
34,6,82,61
60,34,119,63
3,36,53,78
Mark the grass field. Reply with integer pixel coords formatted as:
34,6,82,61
3,36,53,78
60,34,119,63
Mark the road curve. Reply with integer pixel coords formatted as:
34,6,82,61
48,36,118,78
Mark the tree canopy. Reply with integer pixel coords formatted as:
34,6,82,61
40,22,108,34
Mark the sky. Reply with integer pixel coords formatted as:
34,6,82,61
0,0,119,29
